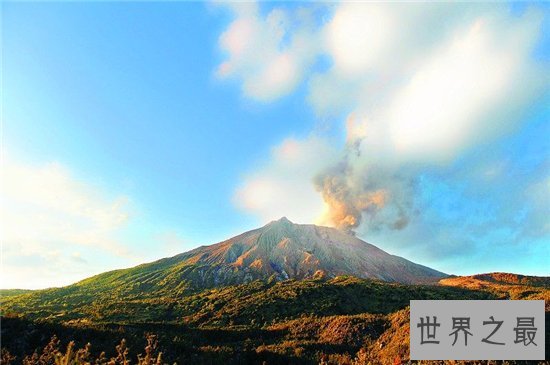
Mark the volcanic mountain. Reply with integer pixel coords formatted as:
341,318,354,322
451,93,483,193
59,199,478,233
173,217,446,283
148,217,446,287
2,219,546,364
3,218,447,309
1,218,448,323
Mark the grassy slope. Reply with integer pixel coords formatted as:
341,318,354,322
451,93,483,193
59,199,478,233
2,276,494,324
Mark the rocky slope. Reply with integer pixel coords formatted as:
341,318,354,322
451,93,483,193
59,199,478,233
167,217,446,285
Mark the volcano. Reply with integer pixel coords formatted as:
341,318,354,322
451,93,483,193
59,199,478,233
161,217,446,286
9,218,447,305
3,218,546,364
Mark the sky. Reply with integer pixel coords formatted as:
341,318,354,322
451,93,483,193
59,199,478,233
2,2,549,289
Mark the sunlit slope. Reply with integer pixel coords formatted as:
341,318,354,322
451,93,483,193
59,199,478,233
177,217,446,284
440,272,550,309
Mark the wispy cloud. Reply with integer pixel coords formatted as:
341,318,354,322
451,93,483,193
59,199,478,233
215,2,321,101
1,156,134,288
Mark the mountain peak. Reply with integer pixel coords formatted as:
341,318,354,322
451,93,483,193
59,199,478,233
175,218,447,285
266,216,294,227
274,216,292,224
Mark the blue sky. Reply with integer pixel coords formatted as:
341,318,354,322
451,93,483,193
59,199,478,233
2,2,549,288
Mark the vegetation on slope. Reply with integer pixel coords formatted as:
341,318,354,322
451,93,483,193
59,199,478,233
440,273,550,309
0,289,34,298
2,312,548,365
1,274,548,364
1,276,494,324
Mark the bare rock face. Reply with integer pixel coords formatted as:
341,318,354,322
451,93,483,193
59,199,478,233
171,217,447,284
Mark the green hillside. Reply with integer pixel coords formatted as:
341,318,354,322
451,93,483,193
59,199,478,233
0,259,261,321
2,276,494,325
0,289,33,298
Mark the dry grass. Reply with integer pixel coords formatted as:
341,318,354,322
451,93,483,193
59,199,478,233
2,334,163,365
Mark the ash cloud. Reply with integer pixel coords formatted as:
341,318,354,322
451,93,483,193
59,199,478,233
314,137,415,234
228,2,548,267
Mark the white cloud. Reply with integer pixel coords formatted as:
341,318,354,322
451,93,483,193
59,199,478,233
324,3,395,76
313,4,544,141
1,157,134,288
216,3,321,101
220,2,547,241
234,136,337,224
381,12,542,163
